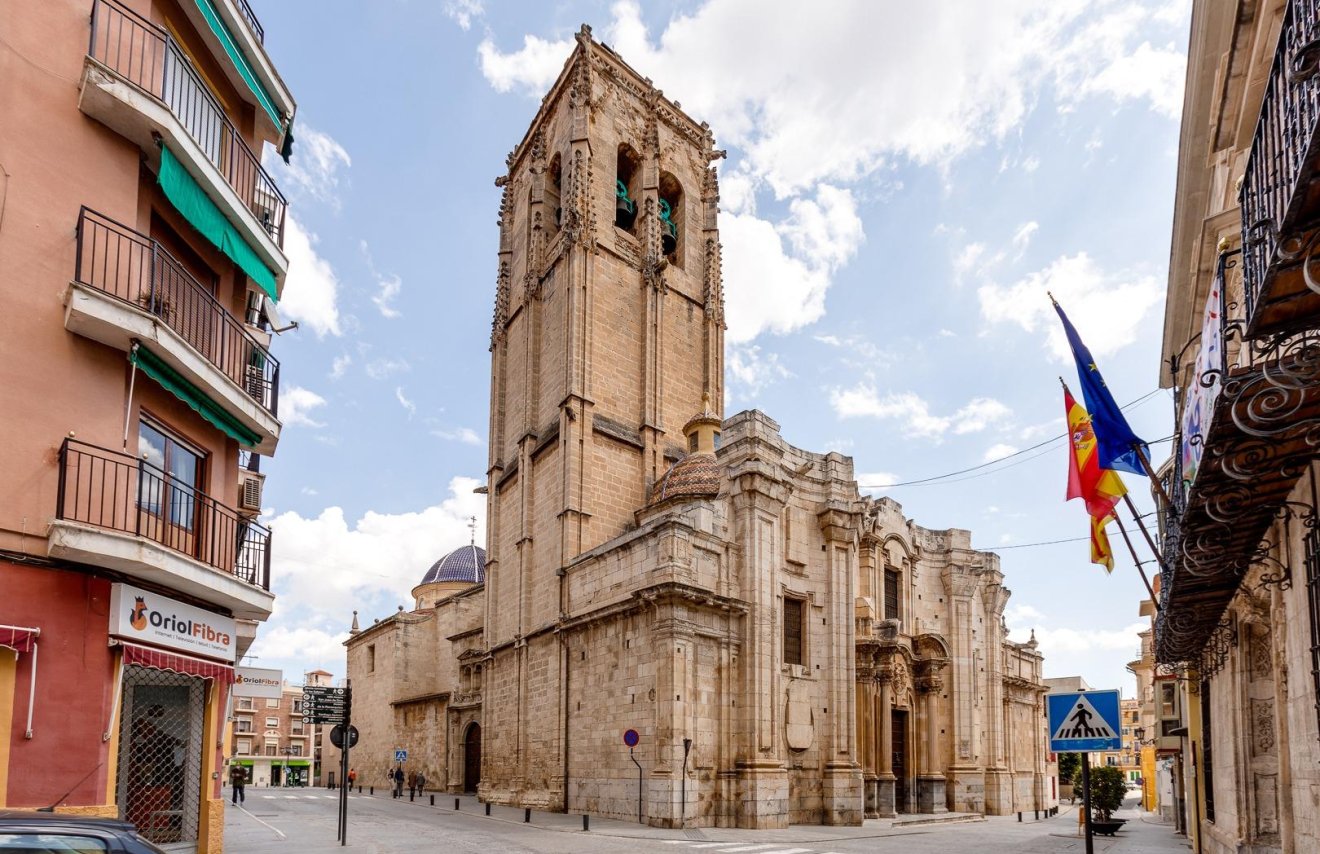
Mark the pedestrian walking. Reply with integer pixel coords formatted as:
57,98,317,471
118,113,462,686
416,771,426,793
347,767,357,791
393,765,405,798
407,770,417,798
229,764,246,805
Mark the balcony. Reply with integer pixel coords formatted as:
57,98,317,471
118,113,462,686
67,208,280,453
48,438,274,620
234,0,265,44
79,0,287,277
1241,0,1320,336
1156,250,1320,663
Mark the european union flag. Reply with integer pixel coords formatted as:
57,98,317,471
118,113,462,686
1053,300,1149,475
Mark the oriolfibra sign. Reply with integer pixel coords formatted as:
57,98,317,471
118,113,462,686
234,667,284,699
109,582,236,661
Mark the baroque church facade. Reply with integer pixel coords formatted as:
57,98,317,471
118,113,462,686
342,26,1050,828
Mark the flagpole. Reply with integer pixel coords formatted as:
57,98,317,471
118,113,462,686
1132,443,1173,509
1111,513,1160,610
1120,492,1168,573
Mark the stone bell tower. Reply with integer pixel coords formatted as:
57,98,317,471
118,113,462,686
481,25,726,809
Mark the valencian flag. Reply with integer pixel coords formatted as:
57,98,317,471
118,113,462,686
1053,299,1149,475
1064,382,1127,572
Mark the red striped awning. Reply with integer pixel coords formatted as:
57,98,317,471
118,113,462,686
117,641,234,683
0,625,39,654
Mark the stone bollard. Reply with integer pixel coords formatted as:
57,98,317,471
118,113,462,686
485,803,491,816
1017,812,1022,822
369,786,373,796
582,814,589,832
524,808,531,823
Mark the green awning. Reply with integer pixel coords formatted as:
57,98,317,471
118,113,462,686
132,346,262,447
232,759,255,766
193,0,282,131
157,145,278,301
283,759,312,766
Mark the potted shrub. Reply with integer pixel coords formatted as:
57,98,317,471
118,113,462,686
1088,765,1128,835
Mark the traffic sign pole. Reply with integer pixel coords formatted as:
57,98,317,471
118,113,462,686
1080,751,1093,854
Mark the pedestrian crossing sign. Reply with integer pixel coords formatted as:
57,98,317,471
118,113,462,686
1047,689,1122,752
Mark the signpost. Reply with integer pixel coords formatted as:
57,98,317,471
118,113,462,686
394,749,408,763
302,684,352,846
1047,689,1122,854
623,730,641,824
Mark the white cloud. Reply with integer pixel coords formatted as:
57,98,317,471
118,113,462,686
432,427,483,445
727,344,792,396
953,242,988,285
1011,221,1039,256
857,471,899,495
279,217,342,338
329,354,351,380
263,477,486,621
984,443,1020,462
952,398,1012,434
1011,621,1149,654
365,358,410,380
300,486,319,496
372,274,402,319
279,386,328,428
395,386,417,418
721,184,864,342
247,624,348,676
477,33,572,95
443,0,483,30
268,124,352,211
830,384,1011,440
977,252,1163,361
1081,41,1186,119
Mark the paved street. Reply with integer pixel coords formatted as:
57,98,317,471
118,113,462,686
226,788,1192,853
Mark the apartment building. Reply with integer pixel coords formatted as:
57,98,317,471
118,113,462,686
0,1,295,851
230,681,316,788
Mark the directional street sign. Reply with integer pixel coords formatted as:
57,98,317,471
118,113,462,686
303,685,350,724
1047,689,1122,752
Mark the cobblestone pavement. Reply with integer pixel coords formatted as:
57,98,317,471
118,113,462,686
225,787,1192,853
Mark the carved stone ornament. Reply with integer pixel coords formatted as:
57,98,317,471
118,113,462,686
1251,697,1276,754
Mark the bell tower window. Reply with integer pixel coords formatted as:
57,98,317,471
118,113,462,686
658,171,683,267
546,153,562,234
616,144,641,233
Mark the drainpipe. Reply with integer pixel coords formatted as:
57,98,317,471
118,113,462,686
680,738,691,826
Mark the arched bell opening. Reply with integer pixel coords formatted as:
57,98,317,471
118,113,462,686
658,171,683,266
616,144,641,233
546,152,562,234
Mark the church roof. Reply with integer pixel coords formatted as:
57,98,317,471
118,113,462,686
649,452,721,505
419,544,486,586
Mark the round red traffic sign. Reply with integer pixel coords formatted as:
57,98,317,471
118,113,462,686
623,729,639,747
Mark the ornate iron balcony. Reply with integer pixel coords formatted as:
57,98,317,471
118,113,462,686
1158,250,1320,664
1241,0,1320,336
56,438,272,590
74,207,280,418
89,0,287,246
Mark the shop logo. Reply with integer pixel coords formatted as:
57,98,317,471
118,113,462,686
130,597,149,631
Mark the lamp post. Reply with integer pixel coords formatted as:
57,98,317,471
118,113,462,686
281,746,296,787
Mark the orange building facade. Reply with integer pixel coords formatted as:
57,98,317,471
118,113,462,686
0,1,295,851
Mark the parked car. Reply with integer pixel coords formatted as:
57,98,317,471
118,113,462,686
0,811,166,853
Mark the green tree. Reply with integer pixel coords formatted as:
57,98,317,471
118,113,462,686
1088,765,1127,822
1058,752,1080,785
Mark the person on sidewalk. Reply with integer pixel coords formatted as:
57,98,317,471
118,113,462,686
407,770,417,798
229,764,246,805
347,767,357,791
393,765,405,798
416,771,426,794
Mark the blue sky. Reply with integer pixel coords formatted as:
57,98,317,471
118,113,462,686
245,0,1190,698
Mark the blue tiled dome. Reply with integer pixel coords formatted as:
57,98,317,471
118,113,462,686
420,545,486,586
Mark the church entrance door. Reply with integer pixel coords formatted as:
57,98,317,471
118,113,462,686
892,709,909,812
463,723,482,793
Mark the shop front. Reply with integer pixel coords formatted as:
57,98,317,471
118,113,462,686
107,584,235,853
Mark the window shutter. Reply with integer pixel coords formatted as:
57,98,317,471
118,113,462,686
783,598,803,665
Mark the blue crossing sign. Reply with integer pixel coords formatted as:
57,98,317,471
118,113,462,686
394,749,407,762
1048,689,1122,752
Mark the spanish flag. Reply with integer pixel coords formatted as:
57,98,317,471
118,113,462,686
1064,381,1127,572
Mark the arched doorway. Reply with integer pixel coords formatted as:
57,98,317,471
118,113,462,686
462,723,481,793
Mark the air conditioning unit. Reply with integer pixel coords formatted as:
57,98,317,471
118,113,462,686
239,471,265,514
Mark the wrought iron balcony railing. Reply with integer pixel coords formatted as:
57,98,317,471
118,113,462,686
1158,249,1320,663
75,207,280,417
89,0,286,246
56,438,272,590
1240,0,1320,336
234,0,266,44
